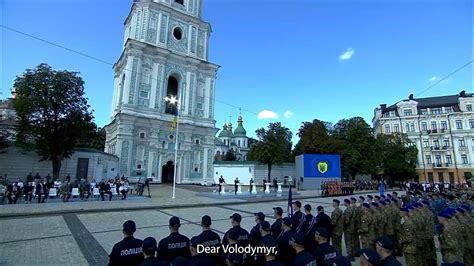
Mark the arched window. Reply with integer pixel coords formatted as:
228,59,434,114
175,0,184,4
165,76,179,115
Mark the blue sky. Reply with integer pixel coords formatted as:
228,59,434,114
1,0,473,144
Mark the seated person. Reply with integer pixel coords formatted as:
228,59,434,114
100,181,113,201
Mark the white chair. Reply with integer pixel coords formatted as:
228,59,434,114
71,188,80,198
93,188,100,199
111,186,118,196
48,188,57,198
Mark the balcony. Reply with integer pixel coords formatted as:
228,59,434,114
432,163,448,168
429,129,445,134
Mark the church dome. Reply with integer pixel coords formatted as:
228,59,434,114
234,114,247,137
218,123,229,138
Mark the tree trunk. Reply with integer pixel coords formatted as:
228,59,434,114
52,156,62,180
267,163,272,182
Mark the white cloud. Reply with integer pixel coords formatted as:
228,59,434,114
284,110,294,119
339,48,355,61
429,76,437,82
257,110,278,119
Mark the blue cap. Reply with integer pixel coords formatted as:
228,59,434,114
374,195,381,199
260,221,271,231
123,220,136,233
359,196,365,201
357,249,380,265
380,195,386,198
367,195,373,199
446,208,456,215
344,199,351,204
406,205,414,211
461,204,470,210
438,211,451,219
325,255,351,266
456,207,465,213
391,198,399,203
371,202,379,207
292,233,306,245
350,197,357,202
315,227,329,238
379,201,386,206
143,237,157,252
400,207,409,212
387,194,393,198
363,203,370,208
422,200,430,205
376,236,395,251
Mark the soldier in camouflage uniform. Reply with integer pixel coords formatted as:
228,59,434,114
420,200,437,266
351,197,361,252
370,202,380,241
412,203,427,266
438,210,464,264
378,201,389,236
400,206,418,266
343,198,355,260
458,204,474,265
331,199,344,255
381,200,394,241
390,198,402,256
358,203,373,249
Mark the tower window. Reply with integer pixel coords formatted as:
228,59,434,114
165,76,179,115
173,27,183,40
139,132,145,138
195,139,200,144
174,0,184,5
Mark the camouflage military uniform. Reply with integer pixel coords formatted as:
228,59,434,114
421,206,437,265
400,217,418,266
353,203,361,251
370,207,380,240
441,221,464,263
358,207,373,249
459,214,474,265
391,201,402,256
343,204,356,257
331,207,344,255
383,205,394,238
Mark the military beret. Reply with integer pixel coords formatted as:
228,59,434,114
344,199,351,204
461,204,470,210
391,198,399,203
359,196,365,201
387,194,392,198
371,202,379,207
438,211,451,219
456,207,465,213
421,200,430,205
363,203,370,208
374,195,381,200
380,195,386,199
379,201,386,206
367,195,374,199
350,197,357,202
333,199,340,204
400,207,409,212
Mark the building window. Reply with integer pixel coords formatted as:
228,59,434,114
455,120,463,129
433,138,440,148
139,132,145,138
405,123,410,132
469,119,474,129
385,124,391,133
423,139,430,148
410,123,415,132
459,137,465,147
426,155,432,164
393,124,400,133
173,27,183,40
174,0,184,5
162,141,166,149
446,155,452,164
165,76,179,115
139,90,149,99
427,172,434,183
238,140,241,146
435,155,441,165
404,109,413,116
421,109,428,115
421,122,428,131
438,172,444,183
430,107,442,114
445,106,453,113
461,154,468,164
443,138,450,147
431,121,437,130
441,121,447,130
467,104,472,111
195,139,200,145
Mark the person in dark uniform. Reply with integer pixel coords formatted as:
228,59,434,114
195,215,221,265
271,207,283,238
24,182,34,204
313,227,337,266
315,206,332,242
357,248,380,266
35,180,48,203
291,201,304,233
65,174,71,183
157,216,191,263
218,176,225,194
234,177,239,195
100,181,113,201
189,236,214,266
6,182,20,204
291,233,316,266
262,235,282,266
250,212,265,246
276,217,295,266
301,204,318,253
226,229,248,266
26,173,33,183
223,213,250,247
255,221,275,265
139,237,167,266
250,178,255,193
109,220,144,266
375,236,401,266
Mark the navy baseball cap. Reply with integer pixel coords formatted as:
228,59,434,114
374,195,381,200
380,195,386,199
456,207,465,214
273,207,283,215
371,202,379,207
357,249,380,265
304,204,312,211
123,220,136,233
254,212,265,221
317,206,324,212
260,221,271,231
292,233,305,245
376,236,395,251
201,215,212,226
169,216,181,227
379,201,386,206
292,201,302,208
282,217,292,227
230,213,242,222
325,255,351,266
315,227,329,238
143,237,157,252
228,228,240,241
387,194,392,198
422,200,430,205
391,198,398,203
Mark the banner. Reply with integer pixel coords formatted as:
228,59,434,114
303,154,341,178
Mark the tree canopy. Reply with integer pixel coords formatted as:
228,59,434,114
248,122,293,181
13,64,95,179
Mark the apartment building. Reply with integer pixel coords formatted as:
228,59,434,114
373,90,473,184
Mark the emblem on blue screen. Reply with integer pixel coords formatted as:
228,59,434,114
317,162,328,174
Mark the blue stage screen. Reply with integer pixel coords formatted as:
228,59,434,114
303,154,341,178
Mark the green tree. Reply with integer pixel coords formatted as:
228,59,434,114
13,64,95,179
333,117,376,180
223,149,237,161
294,119,340,155
77,125,106,150
376,133,418,182
248,122,293,181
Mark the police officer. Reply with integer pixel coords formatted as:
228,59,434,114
189,236,214,266
276,217,295,266
109,220,144,266
223,213,250,247
375,236,401,266
195,215,221,265
315,206,332,242
250,212,265,246
262,236,282,266
291,233,316,266
313,227,337,266
157,216,191,262
358,248,380,266
291,201,304,233
271,207,283,238
301,204,318,253
226,228,248,266
139,237,167,266
256,221,275,265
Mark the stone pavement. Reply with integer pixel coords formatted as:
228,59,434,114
0,186,441,266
